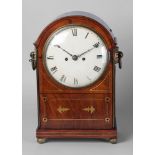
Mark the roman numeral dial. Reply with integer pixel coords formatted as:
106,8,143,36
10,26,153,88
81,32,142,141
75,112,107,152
45,25,108,88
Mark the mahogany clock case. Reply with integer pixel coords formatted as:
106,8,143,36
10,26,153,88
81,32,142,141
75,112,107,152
30,15,123,143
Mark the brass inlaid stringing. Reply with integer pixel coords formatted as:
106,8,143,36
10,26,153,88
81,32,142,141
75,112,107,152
105,97,111,122
90,71,111,92
42,96,47,123
106,102,109,116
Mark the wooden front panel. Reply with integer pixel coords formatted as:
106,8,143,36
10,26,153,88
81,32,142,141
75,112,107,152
39,94,113,129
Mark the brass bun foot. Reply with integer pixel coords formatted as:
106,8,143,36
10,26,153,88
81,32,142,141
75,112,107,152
109,138,117,144
37,138,47,144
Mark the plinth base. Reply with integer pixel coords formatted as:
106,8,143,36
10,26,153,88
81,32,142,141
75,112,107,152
36,128,117,144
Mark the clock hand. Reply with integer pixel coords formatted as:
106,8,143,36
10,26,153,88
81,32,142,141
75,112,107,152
54,45,73,57
77,42,100,58
77,47,95,58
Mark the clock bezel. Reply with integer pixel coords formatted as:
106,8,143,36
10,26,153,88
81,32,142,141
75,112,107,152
34,15,116,91
42,24,110,89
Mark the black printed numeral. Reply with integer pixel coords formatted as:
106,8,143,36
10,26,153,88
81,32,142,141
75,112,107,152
72,29,77,36
74,78,78,85
93,66,101,72
97,55,102,59
93,42,100,48
60,75,66,83
47,56,54,60
85,32,89,39
50,66,57,74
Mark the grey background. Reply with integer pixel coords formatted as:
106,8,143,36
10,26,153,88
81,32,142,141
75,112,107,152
23,0,133,155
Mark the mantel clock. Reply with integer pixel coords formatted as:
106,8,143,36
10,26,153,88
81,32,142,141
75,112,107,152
29,14,123,144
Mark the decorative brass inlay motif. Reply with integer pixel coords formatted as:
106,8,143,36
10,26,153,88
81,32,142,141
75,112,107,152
42,117,48,122
105,117,110,123
43,96,47,102
83,106,95,114
57,106,70,114
105,97,111,102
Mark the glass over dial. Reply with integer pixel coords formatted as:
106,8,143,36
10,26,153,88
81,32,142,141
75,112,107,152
44,25,109,88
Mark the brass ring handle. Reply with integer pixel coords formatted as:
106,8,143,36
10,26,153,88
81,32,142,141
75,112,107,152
113,47,123,69
29,51,37,70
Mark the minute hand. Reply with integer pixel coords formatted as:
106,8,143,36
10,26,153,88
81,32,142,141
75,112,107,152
77,47,95,58
77,42,100,58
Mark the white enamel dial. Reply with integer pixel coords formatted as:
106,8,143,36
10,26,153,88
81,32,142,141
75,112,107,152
44,25,109,88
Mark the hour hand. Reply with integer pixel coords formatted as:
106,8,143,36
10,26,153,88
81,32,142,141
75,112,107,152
54,45,61,48
54,45,73,57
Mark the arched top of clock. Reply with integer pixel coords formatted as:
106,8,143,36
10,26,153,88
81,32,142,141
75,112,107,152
34,16,117,57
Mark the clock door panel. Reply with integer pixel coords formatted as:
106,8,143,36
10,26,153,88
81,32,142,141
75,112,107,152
39,94,113,129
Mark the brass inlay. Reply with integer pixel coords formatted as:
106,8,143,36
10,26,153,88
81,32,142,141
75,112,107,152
90,71,111,92
105,97,111,102
47,118,105,120
57,106,70,114
105,97,111,117
42,96,48,123
42,96,47,121
49,99,104,101
43,96,47,102
106,102,109,116
42,117,48,123
105,117,110,123
83,106,95,114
